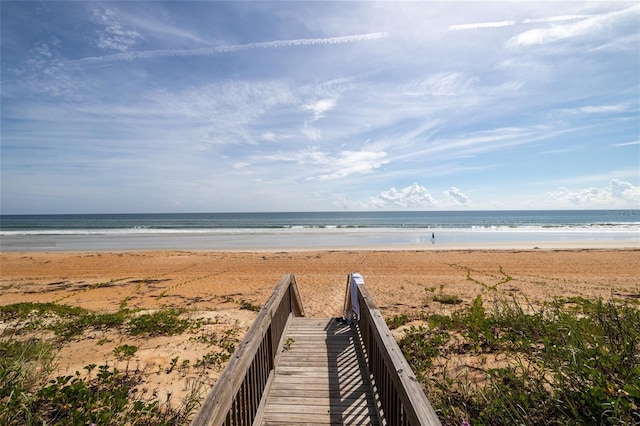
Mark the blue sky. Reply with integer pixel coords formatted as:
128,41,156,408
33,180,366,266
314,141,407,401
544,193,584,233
1,1,639,214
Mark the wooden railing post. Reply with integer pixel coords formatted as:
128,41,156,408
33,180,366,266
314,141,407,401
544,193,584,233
344,273,442,426
191,273,304,426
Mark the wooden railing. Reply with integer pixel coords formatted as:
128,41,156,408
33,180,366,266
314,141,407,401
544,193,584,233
344,273,442,426
191,273,304,426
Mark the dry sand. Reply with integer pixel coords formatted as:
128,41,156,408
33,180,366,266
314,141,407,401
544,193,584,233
1,249,639,411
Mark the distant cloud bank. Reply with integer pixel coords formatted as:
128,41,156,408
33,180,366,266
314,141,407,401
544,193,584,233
360,180,640,210
368,183,470,209
547,179,640,208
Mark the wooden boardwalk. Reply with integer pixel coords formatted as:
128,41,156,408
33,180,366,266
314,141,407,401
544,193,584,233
191,273,441,426
261,317,380,425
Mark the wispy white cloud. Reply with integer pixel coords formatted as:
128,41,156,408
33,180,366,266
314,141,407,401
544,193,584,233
541,148,573,155
575,104,629,114
404,72,478,97
302,123,322,142
448,14,591,33
148,80,296,119
11,39,87,99
113,7,208,45
589,33,640,52
73,32,389,64
92,8,142,51
614,140,640,147
303,99,337,120
508,5,639,46
261,148,388,181
231,162,250,169
509,25,586,46
301,98,337,141
319,150,388,180
262,131,278,142
406,126,538,160
557,103,630,115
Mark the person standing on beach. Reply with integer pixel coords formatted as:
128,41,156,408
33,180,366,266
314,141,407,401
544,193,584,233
431,232,435,244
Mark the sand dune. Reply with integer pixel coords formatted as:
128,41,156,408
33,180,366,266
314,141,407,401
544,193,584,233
1,249,638,411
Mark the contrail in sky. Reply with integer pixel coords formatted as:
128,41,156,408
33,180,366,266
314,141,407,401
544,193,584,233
523,15,591,24
74,32,389,65
448,21,515,31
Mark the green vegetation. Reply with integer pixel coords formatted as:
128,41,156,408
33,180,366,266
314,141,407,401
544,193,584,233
190,325,239,371
386,313,410,330
0,338,57,425
191,323,239,354
399,296,640,425
0,302,198,341
425,284,464,306
0,302,241,425
432,293,463,305
167,356,180,374
221,295,262,312
128,308,190,336
283,337,295,351
1,354,194,426
0,302,87,320
113,344,138,361
196,351,231,370
8,290,636,424
239,300,261,312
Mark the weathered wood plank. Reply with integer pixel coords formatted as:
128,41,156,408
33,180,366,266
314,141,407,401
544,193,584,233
262,412,379,424
276,366,367,374
263,395,375,407
268,386,374,398
258,317,380,425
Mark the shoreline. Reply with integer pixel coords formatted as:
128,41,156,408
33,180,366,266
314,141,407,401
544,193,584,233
1,240,638,253
2,213,638,253
1,232,638,253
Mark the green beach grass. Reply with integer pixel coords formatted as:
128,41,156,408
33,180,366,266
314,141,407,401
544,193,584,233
0,302,240,425
2,291,638,424
396,295,640,425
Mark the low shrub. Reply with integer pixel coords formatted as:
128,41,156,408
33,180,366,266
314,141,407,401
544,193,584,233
433,294,463,305
128,308,191,337
386,314,409,329
399,296,640,425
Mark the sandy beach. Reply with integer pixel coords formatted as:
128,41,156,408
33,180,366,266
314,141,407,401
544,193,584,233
3,248,639,314
1,248,639,413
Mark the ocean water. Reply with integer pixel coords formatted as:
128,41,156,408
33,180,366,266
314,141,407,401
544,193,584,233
1,210,638,251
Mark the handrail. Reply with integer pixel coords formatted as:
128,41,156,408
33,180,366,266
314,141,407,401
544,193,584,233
191,273,304,426
345,273,442,426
